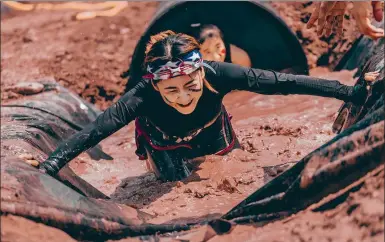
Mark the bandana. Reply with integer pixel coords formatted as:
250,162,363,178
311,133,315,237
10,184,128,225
143,50,216,81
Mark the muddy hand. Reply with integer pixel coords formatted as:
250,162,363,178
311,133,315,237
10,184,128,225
349,70,380,105
307,1,384,39
352,1,384,40
18,153,40,167
350,69,382,104
18,153,51,174
364,71,381,82
306,2,339,36
324,2,348,37
307,2,349,37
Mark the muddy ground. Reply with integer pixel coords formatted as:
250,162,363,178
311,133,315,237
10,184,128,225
1,2,383,242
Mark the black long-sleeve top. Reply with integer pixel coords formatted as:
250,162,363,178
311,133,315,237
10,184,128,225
40,61,355,175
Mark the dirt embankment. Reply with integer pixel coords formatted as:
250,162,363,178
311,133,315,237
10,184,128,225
1,2,158,110
1,215,76,242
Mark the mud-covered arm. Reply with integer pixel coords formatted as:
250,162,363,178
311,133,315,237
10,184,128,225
206,61,365,104
39,83,146,176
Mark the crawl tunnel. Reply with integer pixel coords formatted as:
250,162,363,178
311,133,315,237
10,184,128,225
0,81,194,240
126,1,309,90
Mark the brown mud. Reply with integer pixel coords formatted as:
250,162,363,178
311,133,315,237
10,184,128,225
1,215,76,242
209,166,384,242
1,2,383,242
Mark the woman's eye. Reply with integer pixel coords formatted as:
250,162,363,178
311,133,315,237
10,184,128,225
187,84,198,89
168,90,178,94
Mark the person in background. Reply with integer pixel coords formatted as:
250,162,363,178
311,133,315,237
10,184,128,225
193,24,252,67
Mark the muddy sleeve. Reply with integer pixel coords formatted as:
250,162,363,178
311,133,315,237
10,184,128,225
39,84,146,176
206,61,355,102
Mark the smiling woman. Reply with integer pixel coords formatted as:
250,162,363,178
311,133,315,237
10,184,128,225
35,31,371,182
153,70,205,114
143,31,217,115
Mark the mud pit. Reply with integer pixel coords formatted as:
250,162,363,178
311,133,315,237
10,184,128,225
1,2,384,242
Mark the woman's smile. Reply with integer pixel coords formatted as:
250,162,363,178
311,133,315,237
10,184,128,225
154,69,204,115
177,99,194,108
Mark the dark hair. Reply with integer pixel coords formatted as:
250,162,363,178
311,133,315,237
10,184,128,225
195,24,224,44
121,31,201,79
190,24,231,63
144,30,200,65
144,30,217,93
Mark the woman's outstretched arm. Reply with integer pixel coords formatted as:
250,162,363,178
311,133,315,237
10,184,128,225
39,82,147,176
206,61,367,104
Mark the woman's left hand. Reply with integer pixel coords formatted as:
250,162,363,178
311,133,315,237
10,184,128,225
350,71,380,104
364,70,381,82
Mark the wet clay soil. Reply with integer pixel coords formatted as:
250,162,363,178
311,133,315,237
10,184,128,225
1,2,383,242
1,215,76,242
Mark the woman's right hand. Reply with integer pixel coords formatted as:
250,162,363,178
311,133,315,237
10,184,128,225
19,153,58,176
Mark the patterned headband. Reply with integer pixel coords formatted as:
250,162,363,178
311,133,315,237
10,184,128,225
142,50,216,81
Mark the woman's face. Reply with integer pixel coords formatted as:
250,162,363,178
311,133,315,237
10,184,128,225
153,69,204,115
200,37,226,62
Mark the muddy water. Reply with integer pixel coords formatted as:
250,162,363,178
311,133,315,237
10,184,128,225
209,167,385,242
69,68,357,224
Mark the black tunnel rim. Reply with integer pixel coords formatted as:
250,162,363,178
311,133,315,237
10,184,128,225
125,1,308,91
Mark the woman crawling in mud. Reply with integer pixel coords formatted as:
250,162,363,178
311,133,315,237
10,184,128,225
36,31,371,181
